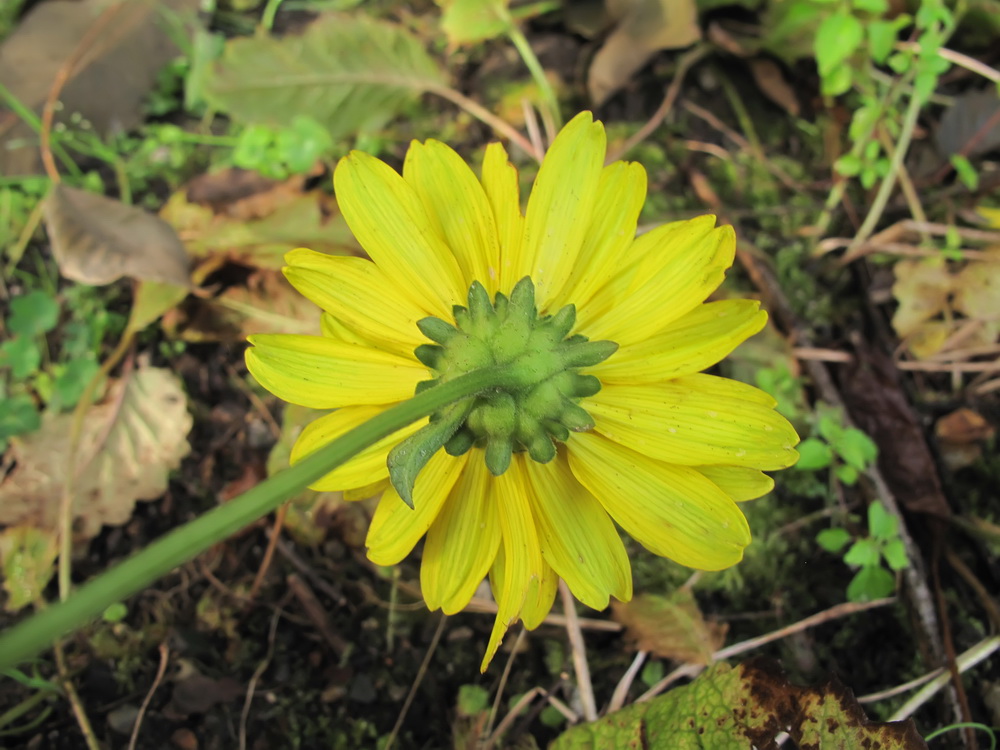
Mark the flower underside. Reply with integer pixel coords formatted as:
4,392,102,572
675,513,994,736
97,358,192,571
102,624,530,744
387,277,617,506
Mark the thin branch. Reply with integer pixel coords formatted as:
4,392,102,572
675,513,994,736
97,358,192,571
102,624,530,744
385,614,447,750
608,650,647,713
483,627,526,747
127,642,169,750
429,84,542,162
559,580,597,722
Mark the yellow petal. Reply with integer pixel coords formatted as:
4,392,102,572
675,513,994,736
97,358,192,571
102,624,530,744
343,478,388,502
366,450,468,565
550,161,646,311
333,151,466,316
404,140,500,295
421,452,500,613
523,454,631,610
581,217,736,345
591,300,767,383
482,458,544,670
246,334,428,408
319,312,375,348
521,560,558,630
481,142,524,294
568,433,751,570
285,248,427,356
290,405,426,491
698,466,774,502
522,112,606,310
589,378,799,470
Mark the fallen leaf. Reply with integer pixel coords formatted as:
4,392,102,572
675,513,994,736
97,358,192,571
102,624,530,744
749,57,800,116
611,589,726,664
125,280,190,335
0,526,58,612
0,364,193,542
552,659,927,750
891,257,952,340
43,184,191,287
0,0,199,175
588,0,701,106
935,408,994,471
203,14,447,138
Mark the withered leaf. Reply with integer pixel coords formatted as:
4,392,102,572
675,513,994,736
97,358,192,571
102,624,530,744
43,184,191,287
611,589,726,664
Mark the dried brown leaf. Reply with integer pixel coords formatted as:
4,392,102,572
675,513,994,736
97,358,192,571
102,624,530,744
611,589,726,664
0,364,192,542
43,184,191,286
749,58,800,117
588,0,701,106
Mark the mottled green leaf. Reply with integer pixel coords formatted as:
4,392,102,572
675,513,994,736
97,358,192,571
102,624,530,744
551,660,926,750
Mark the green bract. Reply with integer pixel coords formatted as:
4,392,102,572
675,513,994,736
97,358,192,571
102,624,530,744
388,276,617,506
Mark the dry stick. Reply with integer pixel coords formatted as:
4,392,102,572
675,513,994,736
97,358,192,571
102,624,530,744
901,43,1000,84
488,685,576,743
248,502,289,600
890,635,1000,722
945,547,1000,632
38,2,125,182
522,98,546,158
239,604,284,750
636,598,895,703
127,642,169,750
429,84,543,162
858,667,945,704
559,580,597,722
605,44,711,164
608,650,648,713
483,627,527,748
384,614,447,750
53,642,101,750
286,573,349,658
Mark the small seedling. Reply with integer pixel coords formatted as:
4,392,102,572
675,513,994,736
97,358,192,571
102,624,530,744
817,501,909,601
794,403,878,485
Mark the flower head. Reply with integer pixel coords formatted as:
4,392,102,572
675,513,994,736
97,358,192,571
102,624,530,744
246,112,799,670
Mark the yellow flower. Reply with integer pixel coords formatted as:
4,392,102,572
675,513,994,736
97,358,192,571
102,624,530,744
245,112,799,670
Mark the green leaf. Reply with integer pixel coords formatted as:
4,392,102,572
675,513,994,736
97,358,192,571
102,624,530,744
847,565,895,602
0,394,41,448
830,427,878,471
817,527,852,553
834,154,862,177
50,357,101,410
882,538,909,571
551,660,926,749
0,336,42,380
815,12,864,76
9,291,59,337
844,538,880,568
867,20,898,63
232,124,278,172
204,14,447,140
834,463,859,485
102,602,128,623
456,683,490,716
950,154,979,191
867,501,898,541
821,62,854,96
438,0,512,45
387,399,473,508
276,116,334,174
851,0,889,14
0,526,58,613
794,438,833,470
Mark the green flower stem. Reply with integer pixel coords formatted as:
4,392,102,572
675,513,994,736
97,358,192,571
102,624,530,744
506,23,562,131
0,367,516,673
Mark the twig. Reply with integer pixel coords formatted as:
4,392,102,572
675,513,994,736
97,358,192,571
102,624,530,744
53,642,101,750
898,43,1000,83
522,98,545,158
608,650,647,713
858,666,945,704
637,598,895,703
429,84,542,162
890,635,1000,722
559,580,597,722
606,44,711,164
484,627,526,747
239,604,284,750
127,642,169,750
287,573,349,657
248,502,289,600
384,614,447,750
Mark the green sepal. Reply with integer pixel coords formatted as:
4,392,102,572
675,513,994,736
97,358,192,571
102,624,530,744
388,399,474,508
467,281,495,334
485,435,513,476
561,340,618,368
570,374,601,398
417,317,458,344
542,419,570,442
561,401,595,432
542,304,576,342
444,427,474,456
414,379,438,395
414,344,444,368
526,433,556,463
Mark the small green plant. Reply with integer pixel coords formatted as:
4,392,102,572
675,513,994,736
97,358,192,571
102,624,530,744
817,501,909,601
794,403,878,486
231,115,335,178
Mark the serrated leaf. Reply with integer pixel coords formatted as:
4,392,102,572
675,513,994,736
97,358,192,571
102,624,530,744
847,565,895,602
794,438,833,470
0,364,192,542
203,14,447,139
611,590,727,665
817,527,852,553
551,659,927,749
